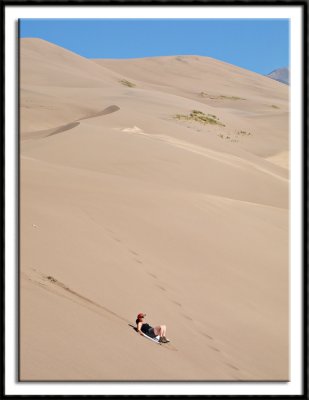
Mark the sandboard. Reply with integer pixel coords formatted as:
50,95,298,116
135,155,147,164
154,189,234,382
141,333,170,345
141,332,162,345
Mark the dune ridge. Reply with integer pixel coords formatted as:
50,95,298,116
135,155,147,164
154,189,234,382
22,105,120,140
20,38,289,381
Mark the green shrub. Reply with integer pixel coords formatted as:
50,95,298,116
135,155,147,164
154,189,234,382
174,110,225,126
199,92,246,100
120,79,136,88
236,130,251,136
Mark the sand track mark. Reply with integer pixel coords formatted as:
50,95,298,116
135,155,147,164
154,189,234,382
23,269,130,324
24,270,179,351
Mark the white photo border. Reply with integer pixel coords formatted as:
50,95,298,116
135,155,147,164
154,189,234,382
4,2,306,397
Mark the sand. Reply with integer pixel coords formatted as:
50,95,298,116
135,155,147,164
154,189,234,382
20,38,289,381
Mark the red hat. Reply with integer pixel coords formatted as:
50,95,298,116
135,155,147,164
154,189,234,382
137,312,146,319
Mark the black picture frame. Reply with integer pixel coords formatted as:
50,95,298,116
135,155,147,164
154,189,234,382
2,0,307,398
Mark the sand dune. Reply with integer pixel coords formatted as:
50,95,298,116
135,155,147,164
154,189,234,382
20,39,289,381
94,55,289,110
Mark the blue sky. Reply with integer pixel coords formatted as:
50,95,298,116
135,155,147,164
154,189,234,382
20,19,289,75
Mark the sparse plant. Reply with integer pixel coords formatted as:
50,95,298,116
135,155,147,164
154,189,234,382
120,79,136,88
174,110,225,126
219,95,246,100
217,129,253,142
235,130,252,137
199,92,246,101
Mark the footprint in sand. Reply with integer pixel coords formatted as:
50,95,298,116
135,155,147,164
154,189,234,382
225,362,240,371
209,346,220,352
182,314,193,321
201,332,214,340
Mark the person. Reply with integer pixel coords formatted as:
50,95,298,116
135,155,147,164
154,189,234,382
136,312,169,343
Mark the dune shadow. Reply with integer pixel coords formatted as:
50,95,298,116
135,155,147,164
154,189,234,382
23,122,80,140
78,105,120,121
22,105,120,141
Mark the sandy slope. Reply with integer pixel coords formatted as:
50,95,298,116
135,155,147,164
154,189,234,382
20,39,289,381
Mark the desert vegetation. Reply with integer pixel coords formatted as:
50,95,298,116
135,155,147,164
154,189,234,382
218,129,252,143
200,92,246,100
174,109,225,126
120,79,136,88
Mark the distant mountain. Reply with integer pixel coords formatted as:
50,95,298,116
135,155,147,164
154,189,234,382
266,68,289,85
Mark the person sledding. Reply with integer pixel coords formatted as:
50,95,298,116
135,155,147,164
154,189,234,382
136,312,170,343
